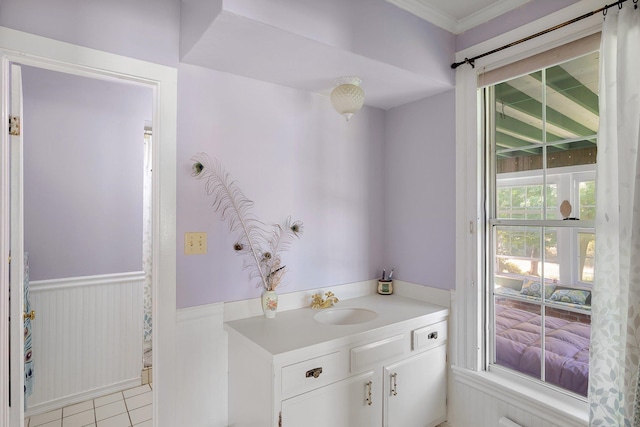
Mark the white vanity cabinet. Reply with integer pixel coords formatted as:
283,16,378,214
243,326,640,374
225,294,448,427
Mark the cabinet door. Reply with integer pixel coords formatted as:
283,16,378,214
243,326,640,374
281,370,381,427
384,345,446,427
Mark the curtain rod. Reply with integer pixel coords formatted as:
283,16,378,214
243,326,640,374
451,0,637,69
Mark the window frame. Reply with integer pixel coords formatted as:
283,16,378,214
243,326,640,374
452,2,604,421
484,58,597,392
494,167,596,287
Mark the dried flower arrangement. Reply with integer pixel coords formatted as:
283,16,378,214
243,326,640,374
191,153,303,292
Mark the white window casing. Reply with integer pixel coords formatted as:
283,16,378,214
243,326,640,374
453,0,606,424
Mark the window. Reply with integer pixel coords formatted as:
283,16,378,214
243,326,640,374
484,51,599,397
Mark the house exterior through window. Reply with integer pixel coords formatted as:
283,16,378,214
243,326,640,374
483,51,599,397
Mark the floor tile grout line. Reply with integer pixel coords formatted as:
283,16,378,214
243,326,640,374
29,385,151,427
126,399,134,427
91,397,97,427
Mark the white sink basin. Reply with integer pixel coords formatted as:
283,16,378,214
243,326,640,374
314,308,378,325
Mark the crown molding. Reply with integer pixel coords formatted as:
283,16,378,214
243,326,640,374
386,0,529,34
387,0,458,33
458,0,529,33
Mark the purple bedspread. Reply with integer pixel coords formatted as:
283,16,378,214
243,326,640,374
495,305,590,396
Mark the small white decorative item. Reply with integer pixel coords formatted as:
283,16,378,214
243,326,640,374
262,290,279,318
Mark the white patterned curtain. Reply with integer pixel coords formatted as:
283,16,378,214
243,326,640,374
143,132,153,343
588,4,640,426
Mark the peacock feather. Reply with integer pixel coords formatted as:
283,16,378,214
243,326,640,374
192,153,303,291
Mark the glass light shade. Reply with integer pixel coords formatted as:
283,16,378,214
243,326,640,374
330,77,364,121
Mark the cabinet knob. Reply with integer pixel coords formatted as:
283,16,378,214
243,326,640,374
305,367,323,378
428,331,438,340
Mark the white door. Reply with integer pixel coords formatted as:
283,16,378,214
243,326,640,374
281,370,381,427
384,346,447,427
9,62,26,427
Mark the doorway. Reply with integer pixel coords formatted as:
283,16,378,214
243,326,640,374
17,64,154,419
0,25,178,427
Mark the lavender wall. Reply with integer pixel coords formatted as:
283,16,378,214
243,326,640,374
3,0,568,303
383,91,456,289
177,64,385,307
0,0,180,66
22,66,152,281
456,0,580,51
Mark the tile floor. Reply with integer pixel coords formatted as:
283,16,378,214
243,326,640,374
25,384,153,427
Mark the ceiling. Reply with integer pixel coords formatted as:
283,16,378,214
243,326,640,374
181,0,540,111
385,0,600,165
386,0,530,34
493,51,599,163
181,9,454,111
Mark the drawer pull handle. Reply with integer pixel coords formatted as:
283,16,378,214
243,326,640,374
428,331,438,340
305,367,323,378
365,381,373,406
390,373,398,396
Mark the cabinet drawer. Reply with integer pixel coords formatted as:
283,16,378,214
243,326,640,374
281,351,344,398
350,334,406,372
412,320,447,351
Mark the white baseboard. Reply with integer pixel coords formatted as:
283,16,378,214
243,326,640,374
26,378,140,417
30,271,145,291
223,279,452,322
392,280,452,308
223,280,378,322
176,301,225,322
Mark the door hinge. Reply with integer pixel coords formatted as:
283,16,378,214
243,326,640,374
279,411,282,427
9,116,20,136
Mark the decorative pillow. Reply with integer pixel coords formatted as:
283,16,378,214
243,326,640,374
520,279,556,299
549,289,591,305
494,286,521,297
544,283,557,299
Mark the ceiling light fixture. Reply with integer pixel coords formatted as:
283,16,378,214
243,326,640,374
330,77,365,121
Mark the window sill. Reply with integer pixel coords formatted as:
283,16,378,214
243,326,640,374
451,365,588,427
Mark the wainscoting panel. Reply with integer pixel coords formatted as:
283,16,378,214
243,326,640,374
448,368,588,427
176,302,227,427
26,272,144,415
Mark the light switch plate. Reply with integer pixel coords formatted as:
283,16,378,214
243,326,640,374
185,232,207,255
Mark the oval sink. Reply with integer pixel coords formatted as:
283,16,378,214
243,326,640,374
314,308,378,325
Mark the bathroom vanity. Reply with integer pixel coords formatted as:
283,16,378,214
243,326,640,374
224,294,449,427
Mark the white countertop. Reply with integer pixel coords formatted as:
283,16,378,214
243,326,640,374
224,294,449,357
